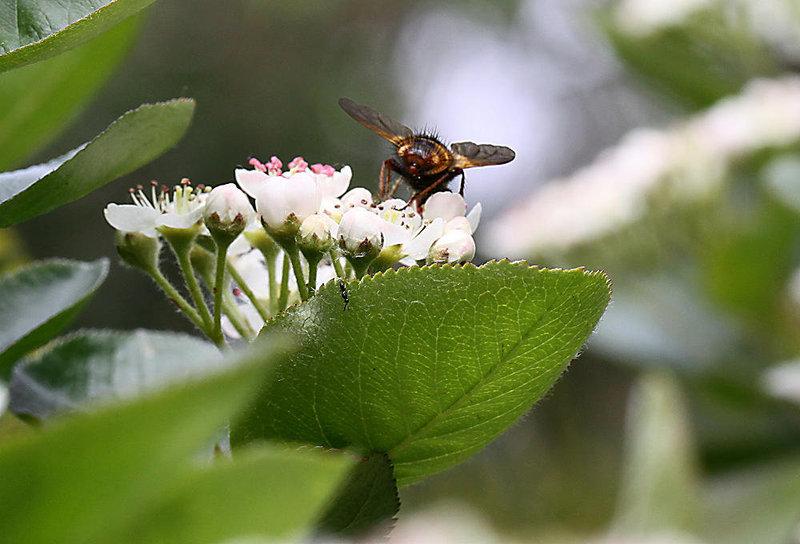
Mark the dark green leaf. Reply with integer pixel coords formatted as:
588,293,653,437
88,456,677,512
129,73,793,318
315,453,399,539
0,259,108,378
232,261,611,486
8,329,221,421
113,445,354,544
0,0,156,73
0,98,195,227
0,15,141,171
0,341,280,544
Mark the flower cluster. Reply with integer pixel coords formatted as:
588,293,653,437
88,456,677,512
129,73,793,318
103,156,481,344
488,75,800,258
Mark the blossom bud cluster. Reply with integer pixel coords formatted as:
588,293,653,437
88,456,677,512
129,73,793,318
103,154,482,341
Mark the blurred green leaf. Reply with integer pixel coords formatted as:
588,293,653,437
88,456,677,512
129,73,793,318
0,259,108,378
112,444,354,544
315,453,399,539
0,0,156,73
0,98,195,227
599,9,777,109
232,261,611,486
0,345,276,544
8,329,222,421
0,15,141,172
705,456,800,544
612,372,700,536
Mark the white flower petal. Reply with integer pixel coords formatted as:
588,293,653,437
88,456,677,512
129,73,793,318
341,187,373,208
320,165,352,199
235,168,271,198
466,202,482,233
157,206,204,229
103,203,160,237
423,192,467,221
404,217,445,259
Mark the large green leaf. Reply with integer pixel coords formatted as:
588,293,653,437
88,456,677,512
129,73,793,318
0,340,280,544
0,259,108,378
0,15,140,172
232,261,611,486
8,329,221,421
0,98,195,227
111,445,354,544
0,0,156,73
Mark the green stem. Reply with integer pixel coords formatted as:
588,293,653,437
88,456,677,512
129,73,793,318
149,267,206,331
306,255,320,296
227,257,270,322
287,247,310,301
265,252,279,314
174,245,213,329
330,251,346,278
221,291,255,341
278,257,291,312
211,241,231,347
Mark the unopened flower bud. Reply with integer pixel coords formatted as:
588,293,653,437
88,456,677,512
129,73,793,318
338,207,384,276
298,213,338,254
114,230,161,272
203,184,255,245
427,229,476,265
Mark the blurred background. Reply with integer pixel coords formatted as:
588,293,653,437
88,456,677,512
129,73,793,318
3,0,800,542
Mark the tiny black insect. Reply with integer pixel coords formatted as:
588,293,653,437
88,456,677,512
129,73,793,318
338,97,515,209
338,279,350,311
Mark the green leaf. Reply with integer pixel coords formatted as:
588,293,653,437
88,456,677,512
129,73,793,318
0,15,141,172
315,453,399,539
8,329,222,421
0,259,108,378
112,445,354,544
0,340,280,544
232,261,611,486
611,371,700,536
705,456,800,544
0,0,156,73
0,98,195,227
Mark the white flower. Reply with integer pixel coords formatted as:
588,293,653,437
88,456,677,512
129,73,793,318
614,0,715,35
203,183,256,232
371,198,445,265
763,361,800,405
489,76,800,257
338,207,384,257
104,179,209,238
427,229,476,264
310,163,352,200
254,171,321,233
423,192,482,234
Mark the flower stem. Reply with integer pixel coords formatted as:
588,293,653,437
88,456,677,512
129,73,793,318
287,247,310,301
227,257,270,322
211,240,232,346
175,246,214,329
265,252,279,315
278,257,291,312
221,291,255,341
148,267,206,331
306,255,320,296
330,251,346,278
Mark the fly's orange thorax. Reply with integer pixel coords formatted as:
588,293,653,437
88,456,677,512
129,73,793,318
396,136,452,177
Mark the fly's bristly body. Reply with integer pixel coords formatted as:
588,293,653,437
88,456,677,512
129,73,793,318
338,97,515,209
